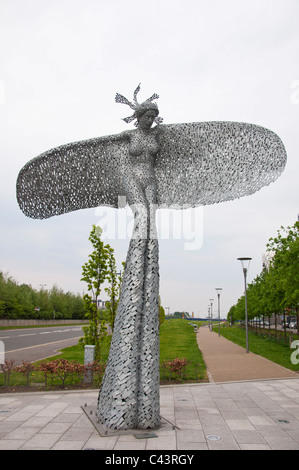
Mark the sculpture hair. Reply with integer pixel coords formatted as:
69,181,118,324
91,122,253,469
115,83,163,127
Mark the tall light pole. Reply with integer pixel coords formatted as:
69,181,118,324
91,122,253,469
237,257,252,353
215,288,222,337
209,299,214,331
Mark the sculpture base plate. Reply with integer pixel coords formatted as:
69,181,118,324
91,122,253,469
81,404,178,437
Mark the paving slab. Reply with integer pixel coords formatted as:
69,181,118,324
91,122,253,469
0,378,298,451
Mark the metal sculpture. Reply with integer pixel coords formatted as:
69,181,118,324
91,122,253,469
16,84,287,431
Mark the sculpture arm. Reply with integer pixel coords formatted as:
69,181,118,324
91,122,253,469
97,130,131,145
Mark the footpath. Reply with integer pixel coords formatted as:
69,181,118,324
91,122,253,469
197,325,297,383
0,327,299,450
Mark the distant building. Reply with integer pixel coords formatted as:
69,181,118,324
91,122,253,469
92,299,106,309
97,300,106,309
262,252,274,271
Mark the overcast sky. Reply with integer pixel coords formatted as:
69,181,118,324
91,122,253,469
0,0,298,317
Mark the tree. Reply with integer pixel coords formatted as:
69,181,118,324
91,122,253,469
227,220,299,337
104,248,123,333
36,287,52,319
227,305,236,324
159,297,165,326
0,270,84,320
267,221,299,336
49,285,65,319
80,225,109,360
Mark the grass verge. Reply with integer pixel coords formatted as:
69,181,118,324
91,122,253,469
159,319,208,382
214,323,299,372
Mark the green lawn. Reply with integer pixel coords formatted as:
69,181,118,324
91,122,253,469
50,319,206,366
214,324,299,372
159,319,204,361
159,319,208,382
53,319,208,382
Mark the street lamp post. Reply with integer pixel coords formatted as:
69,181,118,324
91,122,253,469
215,288,222,337
237,257,252,353
209,299,214,331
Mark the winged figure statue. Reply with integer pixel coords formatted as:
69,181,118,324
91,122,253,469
16,84,287,431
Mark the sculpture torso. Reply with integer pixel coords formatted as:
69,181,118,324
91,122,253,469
129,128,160,163
125,127,160,192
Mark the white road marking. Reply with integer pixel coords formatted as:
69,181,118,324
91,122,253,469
6,336,82,353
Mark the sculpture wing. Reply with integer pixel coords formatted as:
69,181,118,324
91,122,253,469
17,121,287,219
155,122,287,208
16,134,128,219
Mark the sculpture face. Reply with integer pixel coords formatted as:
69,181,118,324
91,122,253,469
137,109,158,131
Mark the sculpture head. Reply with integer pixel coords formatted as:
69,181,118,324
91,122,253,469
136,102,159,130
115,83,163,127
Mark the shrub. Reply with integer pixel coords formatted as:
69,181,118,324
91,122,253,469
88,360,106,385
47,359,84,386
0,360,15,386
162,357,189,380
15,361,36,386
38,360,58,386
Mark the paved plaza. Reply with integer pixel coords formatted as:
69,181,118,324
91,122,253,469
0,328,299,450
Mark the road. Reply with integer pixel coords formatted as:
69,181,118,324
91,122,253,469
0,325,84,366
